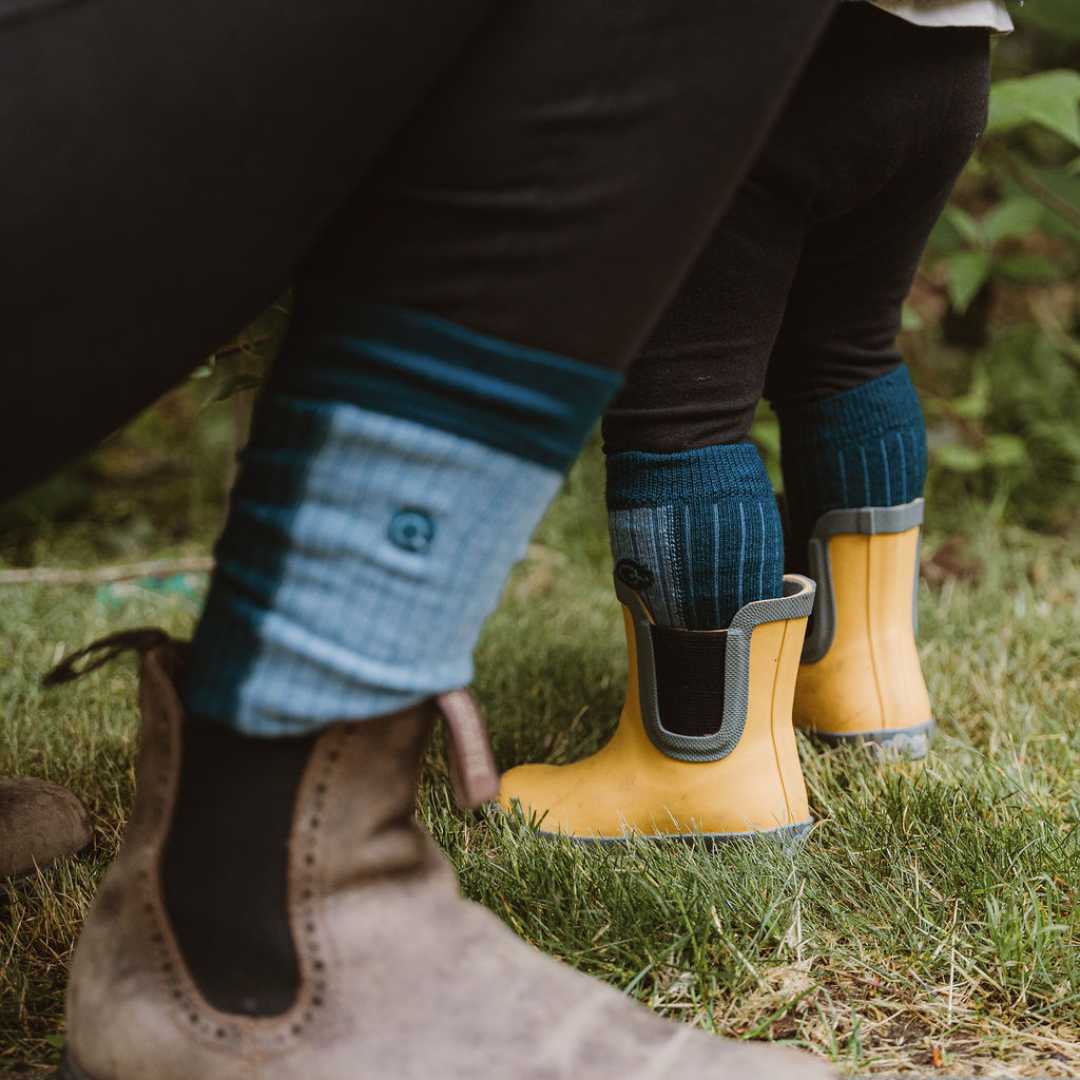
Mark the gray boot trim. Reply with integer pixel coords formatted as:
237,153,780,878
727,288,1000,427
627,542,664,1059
613,573,815,764
537,818,813,849
801,498,924,665
806,719,934,760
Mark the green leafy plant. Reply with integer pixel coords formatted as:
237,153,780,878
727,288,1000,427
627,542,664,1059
909,29,1080,530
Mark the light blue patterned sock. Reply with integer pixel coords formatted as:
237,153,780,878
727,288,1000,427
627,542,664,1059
185,306,619,736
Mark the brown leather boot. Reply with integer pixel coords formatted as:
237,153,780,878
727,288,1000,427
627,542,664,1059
49,632,835,1080
0,776,90,880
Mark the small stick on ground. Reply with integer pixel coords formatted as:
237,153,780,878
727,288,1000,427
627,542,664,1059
0,557,214,587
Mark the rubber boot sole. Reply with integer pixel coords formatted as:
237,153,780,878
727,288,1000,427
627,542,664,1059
536,818,813,850
805,719,934,761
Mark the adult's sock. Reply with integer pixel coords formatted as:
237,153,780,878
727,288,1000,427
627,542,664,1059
606,442,783,630
775,363,927,572
184,305,619,736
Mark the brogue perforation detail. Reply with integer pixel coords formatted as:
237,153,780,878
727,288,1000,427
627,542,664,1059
286,727,343,1039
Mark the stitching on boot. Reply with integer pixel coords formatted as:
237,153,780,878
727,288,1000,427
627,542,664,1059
136,659,339,1056
286,726,345,1037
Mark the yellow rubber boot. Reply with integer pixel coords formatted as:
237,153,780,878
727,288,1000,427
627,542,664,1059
793,497,933,758
499,575,815,842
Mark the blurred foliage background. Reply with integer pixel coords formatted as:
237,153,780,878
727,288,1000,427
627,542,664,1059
905,1,1078,532
1,5,1077,566
754,3,1080,536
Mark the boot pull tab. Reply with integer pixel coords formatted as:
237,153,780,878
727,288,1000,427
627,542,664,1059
436,689,499,810
42,627,171,688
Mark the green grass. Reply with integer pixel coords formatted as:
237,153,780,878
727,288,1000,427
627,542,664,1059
2,441,1079,1076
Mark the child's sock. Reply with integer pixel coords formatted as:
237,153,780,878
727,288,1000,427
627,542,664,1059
185,305,620,735
606,442,783,630
775,364,927,571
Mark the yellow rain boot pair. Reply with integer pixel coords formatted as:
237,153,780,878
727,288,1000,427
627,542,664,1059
499,498,932,842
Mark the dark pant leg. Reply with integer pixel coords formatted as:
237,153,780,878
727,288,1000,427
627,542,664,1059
601,179,805,455
286,1,838,374
0,0,495,499
606,5,990,455
1,0,839,500
762,15,991,406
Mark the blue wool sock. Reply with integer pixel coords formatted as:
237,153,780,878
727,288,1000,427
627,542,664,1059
606,443,783,630
775,364,927,571
185,305,619,736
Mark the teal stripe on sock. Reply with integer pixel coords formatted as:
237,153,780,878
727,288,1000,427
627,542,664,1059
276,305,620,472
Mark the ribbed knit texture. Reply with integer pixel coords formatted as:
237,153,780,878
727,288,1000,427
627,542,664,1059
606,443,783,630
776,364,927,572
184,309,621,736
185,405,563,735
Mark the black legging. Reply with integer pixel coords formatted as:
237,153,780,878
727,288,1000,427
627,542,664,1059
0,0,838,500
603,5,991,455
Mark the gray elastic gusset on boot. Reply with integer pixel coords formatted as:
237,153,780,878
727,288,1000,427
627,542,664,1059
616,575,814,764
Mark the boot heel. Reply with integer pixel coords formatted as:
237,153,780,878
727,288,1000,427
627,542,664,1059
54,1050,96,1080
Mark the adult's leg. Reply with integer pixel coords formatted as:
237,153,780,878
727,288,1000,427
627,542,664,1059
49,3,842,1079
185,0,841,734
0,0,495,499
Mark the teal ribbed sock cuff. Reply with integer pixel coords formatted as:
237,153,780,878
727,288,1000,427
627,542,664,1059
606,442,783,630
776,364,927,571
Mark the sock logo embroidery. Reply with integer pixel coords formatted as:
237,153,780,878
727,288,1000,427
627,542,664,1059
388,509,436,553
615,558,654,591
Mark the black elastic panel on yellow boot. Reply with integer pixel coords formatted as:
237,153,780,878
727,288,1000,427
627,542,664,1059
650,626,727,737
161,721,315,1017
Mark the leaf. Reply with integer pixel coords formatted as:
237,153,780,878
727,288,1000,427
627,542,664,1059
1028,165,1080,239
987,71,1080,148
929,205,979,256
901,304,924,332
982,197,1044,247
994,253,1066,284
934,443,985,473
952,367,991,421
944,250,991,314
984,434,1028,469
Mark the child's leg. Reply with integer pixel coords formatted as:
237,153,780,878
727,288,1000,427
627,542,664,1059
765,10,991,751
499,7,992,840
500,181,818,841
601,181,806,630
